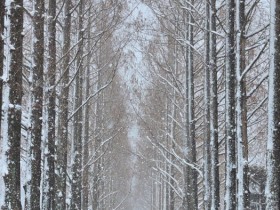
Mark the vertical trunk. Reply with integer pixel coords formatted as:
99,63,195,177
189,2,197,208
210,0,219,209
236,0,244,208
265,0,280,209
204,1,211,209
182,8,191,210
30,0,45,208
239,1,250,209
92,67,103,210
82,12,91,209
71,0,84,208
56,1,71,208
0,0,4,134
47,0,56,208
165,94,170,210
2,0,23,209
224,0,236,209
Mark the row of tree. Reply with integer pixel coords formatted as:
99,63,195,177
137,0,280,209
0,0,132,209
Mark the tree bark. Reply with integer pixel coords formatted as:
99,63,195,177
204,1,211,209
56,1,72,208
3,0,23,209
47,0,56,208
224,0,236,209
82,9,92,209
71,0,84,208
210,0,220,209
265,0,280,209
0,0,4,135
30,0,44,208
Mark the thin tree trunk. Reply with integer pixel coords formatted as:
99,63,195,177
30,0,45,208
82,11,92,209
188,1,197,208
183,8,190,210
0,0,4,135
239,1,250,208
204,1,211,209
2,0,23,209
56,1,72,208
236,0,244,208
210,0,219,209
265,0,280,209
71,0,84,208
224,0,236,209
47,0,56,208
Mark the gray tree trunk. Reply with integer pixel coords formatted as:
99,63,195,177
224,0,236,209
30,0,45,208
210,0,219,209
56,0,72,208
71,0,84,208
3,1,23,209
47,0,56,208
0,0,4,136
265,0,280,209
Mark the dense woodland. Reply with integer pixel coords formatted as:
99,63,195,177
0,0,280,209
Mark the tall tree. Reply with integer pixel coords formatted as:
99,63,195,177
47,0,56,208
30,0,45,208
0,0,4,135
2,0,24,209
71,0,85,208
56,0,72,208
204,0,211,209
266,0,280,209
224,0,236,209
236,0,245,208
210,0,219,209
82,7,92,209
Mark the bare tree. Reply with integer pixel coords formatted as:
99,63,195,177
2,0,24,209
47,0,56,208
266,0,280,209
224,0,236,209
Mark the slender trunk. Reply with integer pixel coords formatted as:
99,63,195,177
82,12,92,209
224,0,236,209
239,1,250,208
265,0,280,209
56,0,71,208
165,93,170,210
182,8,190,210
47,0,56,208
0,0,4,134
188,1,197,208
71,0,84,208
204,1,211,209
210,0,219,209
2,1,23,209
30,0,45,208
236,0,244,208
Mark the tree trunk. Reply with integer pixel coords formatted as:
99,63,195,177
189,1,197,208
82,11,92,209
265,0,280,209
236,0,244,208
224,0,236,209
47,0,56,209
0,0,4,135
2,0,23,209
204,1,211,209
71,0,84,208
210,0,220,209
56,1,71,208
30,0,44,208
